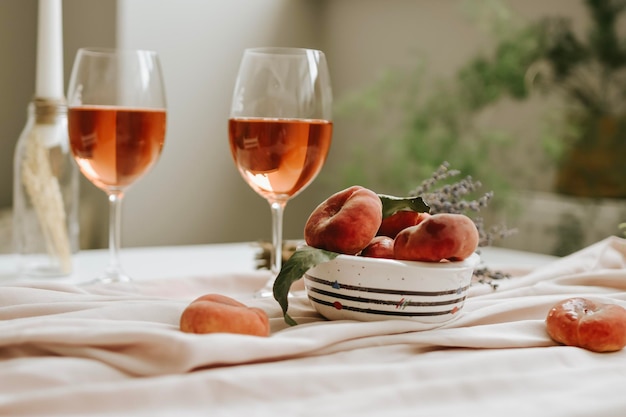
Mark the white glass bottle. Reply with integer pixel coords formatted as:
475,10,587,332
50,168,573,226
12,98,79,276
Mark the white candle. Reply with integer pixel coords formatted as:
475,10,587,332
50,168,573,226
35,0,64,100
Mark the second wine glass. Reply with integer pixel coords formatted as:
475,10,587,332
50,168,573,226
228,47,333,297
67,48,167,284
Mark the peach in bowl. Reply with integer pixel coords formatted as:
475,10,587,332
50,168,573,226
303,252,480,325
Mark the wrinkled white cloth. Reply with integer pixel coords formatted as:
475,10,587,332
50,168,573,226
1,237,626,416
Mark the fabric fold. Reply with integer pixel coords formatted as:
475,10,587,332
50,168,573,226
0,237,625,378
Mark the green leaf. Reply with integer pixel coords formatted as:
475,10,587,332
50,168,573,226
378,194,430,219
272,246,339,326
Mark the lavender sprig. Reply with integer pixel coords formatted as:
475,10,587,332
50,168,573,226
409,162,516,248
472,267,511,290
410,161,516,289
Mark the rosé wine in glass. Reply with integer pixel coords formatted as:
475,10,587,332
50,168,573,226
228,117,332,201
69,106,165,191
67,48,166,284
229,47,333,297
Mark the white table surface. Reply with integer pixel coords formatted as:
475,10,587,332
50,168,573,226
0,242,558,284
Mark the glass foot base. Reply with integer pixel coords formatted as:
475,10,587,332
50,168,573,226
96,270,132,284
254,282,274,298
81,268,134,289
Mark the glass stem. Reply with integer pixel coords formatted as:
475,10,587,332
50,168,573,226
106,191,127,281
269,200,286,276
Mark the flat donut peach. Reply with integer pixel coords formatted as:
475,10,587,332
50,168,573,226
359,236,395,259
377,211,430,239
180,293,270,337
393,213,479,262
545,297,626,352
304,185,382,255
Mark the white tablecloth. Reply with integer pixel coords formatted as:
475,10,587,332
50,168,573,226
1,238,625,416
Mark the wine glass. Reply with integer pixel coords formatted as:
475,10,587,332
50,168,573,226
228,47,333,297
67,48,167,283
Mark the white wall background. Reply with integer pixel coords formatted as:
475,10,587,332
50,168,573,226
115,0,326,248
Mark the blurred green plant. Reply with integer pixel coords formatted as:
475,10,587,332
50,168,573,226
460,0,626,197
330,0,626,199
333,61,517,200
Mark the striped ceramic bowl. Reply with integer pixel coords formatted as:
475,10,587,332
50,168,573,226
303,252,480,326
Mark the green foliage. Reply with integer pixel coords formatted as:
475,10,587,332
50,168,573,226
272,246,338,325
331,62,517,197
329,0,626,197
531,0,626,115
457,24,542,107
459,0,626,115
378,194,429,218
586,0,626,70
